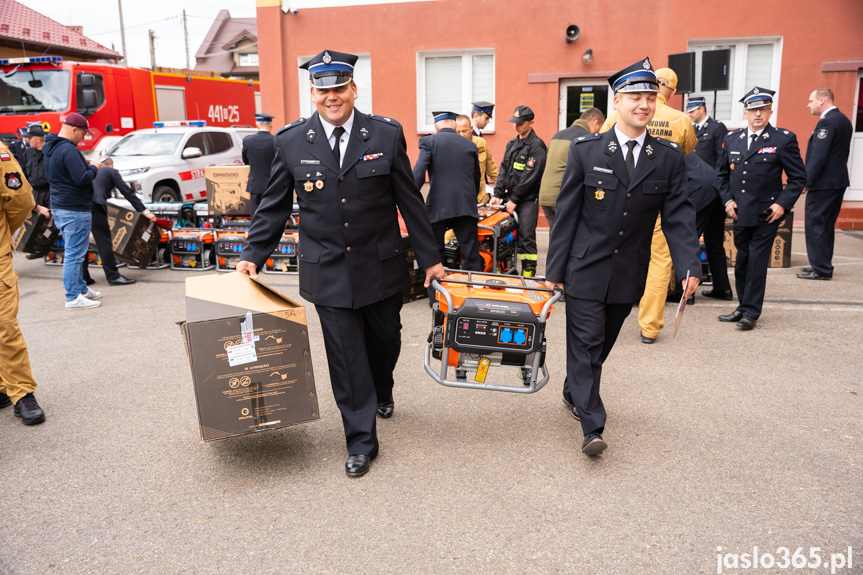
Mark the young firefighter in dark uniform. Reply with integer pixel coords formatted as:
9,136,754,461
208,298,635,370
241,113,276,219
490,106,547,276
546,58,701,455
412,110,482,280
684,95,733,302
716,87,806,330
237,50,443,478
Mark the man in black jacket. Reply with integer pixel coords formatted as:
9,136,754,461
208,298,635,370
546,58,701,455
490,105,547,276
241,113,276,219
237,50,443,478
83,157,156,286
716,87,806,329
43,113,103,310
21,125,51,258
798,88,853,280
413,110,482,278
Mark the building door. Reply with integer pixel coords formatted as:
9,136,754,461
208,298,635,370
559,80,611,130
847,73,863,201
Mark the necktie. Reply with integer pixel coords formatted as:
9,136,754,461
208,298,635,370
332,126,345,167
625,140,637,178
749,133,758,150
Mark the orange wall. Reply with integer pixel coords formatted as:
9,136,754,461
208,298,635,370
257,0,863,164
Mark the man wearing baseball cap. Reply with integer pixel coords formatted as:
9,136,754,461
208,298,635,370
490,105,547,276
43,112,103,310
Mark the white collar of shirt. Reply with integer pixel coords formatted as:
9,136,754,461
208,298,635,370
613,125,647,161
319,111,355,146
747,127,766,139
821,106,837,119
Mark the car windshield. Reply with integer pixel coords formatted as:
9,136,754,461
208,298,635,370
106,133,183,156
0,69,71,113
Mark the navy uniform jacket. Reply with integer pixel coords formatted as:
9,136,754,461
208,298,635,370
685,153,720,212
716,124,806,227
694,117,727,168
241,130,276,197
493,130,547,204
805,108,852,191
242,110,440,309
92,165,146,211
546,130,701,304
412,127,480,224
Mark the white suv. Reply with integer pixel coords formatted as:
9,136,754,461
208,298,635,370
105,122,256,203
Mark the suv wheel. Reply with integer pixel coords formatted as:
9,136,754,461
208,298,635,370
153,185,181,203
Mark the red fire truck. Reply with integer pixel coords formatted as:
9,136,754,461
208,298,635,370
0,57,260,154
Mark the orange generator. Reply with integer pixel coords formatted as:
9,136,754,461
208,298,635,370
170,230,216,270
425,271,561,393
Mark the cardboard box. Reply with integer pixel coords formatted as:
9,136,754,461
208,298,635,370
180,273,319,441
205,165,250,216
106,203,161,268
723,210,793,269
12,210,59,256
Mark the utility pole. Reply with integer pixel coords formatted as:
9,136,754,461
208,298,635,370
183,10,190,70
118,0,128,63
148,30,156,69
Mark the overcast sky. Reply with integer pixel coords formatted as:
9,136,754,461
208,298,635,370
20,0,425,70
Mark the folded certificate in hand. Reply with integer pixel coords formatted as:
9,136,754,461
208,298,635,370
673,270,690,338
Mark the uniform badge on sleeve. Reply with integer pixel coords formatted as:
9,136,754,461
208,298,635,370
0,152,12,162
5,172,23,189
527,157,535,168
817,128,828,139
595,190,605,200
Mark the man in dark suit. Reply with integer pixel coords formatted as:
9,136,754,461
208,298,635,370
241,113,276,219
798,87,853,280
84,157,156,286
546,58,701,456
716,87,806,330
237,50,443,478
686,95,732,300
413,110,482,280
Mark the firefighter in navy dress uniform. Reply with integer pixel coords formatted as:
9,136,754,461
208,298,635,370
241,113,276,219
716,87,806,330
237,50,443,478
545,58,701,456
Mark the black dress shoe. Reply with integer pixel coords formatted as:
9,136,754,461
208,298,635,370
345,453,376,477
800,266,813,273
581,433,607,455
736,316,757,330
0,391,11,409
84,277,96,286
718,310,744,323
25,253,42,260
109,275,136,286
702,289,733,301
641,334,656,344
376,400,394,419
13,393,45,425
562,395,580,421
796,271,831,280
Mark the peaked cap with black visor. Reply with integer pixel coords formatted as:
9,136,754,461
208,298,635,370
300,50,359,88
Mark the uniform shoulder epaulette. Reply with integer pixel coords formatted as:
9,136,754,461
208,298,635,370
368,113,401,128
728,128,744,136
277,117,305,135
654,137,683,152
574,133,601,145
776,127,793,136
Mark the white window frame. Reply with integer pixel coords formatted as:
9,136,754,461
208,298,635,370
297,53,373,119
239,52,259,67
687,37,783,129
416,49,495,134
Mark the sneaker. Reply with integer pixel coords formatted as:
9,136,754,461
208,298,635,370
13,393,46,425
82,287,102,300
65,294,101,311
0,391,11,409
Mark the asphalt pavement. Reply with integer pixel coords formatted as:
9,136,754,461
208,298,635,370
1,228,861,574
